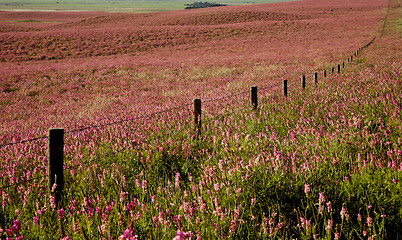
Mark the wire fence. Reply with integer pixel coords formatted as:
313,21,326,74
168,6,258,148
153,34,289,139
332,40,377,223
0,36,377,191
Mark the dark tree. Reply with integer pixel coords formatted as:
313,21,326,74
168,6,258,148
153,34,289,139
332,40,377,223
185,2,227,9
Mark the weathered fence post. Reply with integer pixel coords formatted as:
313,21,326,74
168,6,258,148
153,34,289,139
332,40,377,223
337,64,340,73
342,62,345,68
250,86,258,110
301,75,306,90
48,128,64,207
314,72,318,85
193,99,202,134
324,70,327,77
350,55,353,62
283,80,288,98
331,67,334,74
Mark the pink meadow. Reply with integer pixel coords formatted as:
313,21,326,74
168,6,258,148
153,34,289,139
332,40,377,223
1,0,401,238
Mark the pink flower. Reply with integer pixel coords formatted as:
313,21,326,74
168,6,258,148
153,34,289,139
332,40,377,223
33,216,39,226
188,173,193,182
340,207,349,220
49,195,56,209
14,209,20,216
119,228,138,240
120,191,127,202
318,192,325,204
141,180,147,191
325,219,333,232
230,219,239,232
51,183,57,192
12,219,21,231
172,229,190,240
367,216,373,227
214,183,220,192
304,183,310,195
175,172,181,189
298,217,310,230
334,232,340,240
106,205,112,214
326,201,333,213
58,209,65,219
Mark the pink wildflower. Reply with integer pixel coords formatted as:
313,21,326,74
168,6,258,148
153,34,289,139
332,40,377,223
118,228,138,240
325,219,333,232
304,183,310,195
367,216,373,227
172,229,191,240
340,207,349,220
57,209,65,219
334,232,340,240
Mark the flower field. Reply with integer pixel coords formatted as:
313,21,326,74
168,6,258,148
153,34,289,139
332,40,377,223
0,0,401,238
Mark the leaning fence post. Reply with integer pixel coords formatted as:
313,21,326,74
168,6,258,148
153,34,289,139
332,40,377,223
314,72,318,85
193,99,202,134
301,75,306,89
283,80,288,98
48,128,64,207
250,86,258,110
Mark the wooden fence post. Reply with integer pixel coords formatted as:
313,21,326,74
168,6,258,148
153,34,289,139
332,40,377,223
324,70,327,77
48,128,64,207
342,62,345,68
337,64,340,73
331,67,334,74
250,86,258,110
301,75,306,89
314,72,318,85
193,99,202,134
283,80,288,98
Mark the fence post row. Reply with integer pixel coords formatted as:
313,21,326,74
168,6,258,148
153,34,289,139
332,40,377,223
37,39,376,209
193,98,202,134
48,128,64,207
251,86,258,110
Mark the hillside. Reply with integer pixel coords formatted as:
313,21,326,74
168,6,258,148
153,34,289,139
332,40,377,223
0,0,387,139
0,0,401,238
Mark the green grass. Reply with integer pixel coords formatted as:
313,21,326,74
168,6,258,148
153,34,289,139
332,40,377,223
0,0,295,12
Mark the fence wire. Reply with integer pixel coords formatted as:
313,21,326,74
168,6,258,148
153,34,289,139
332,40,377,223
1,36,378,192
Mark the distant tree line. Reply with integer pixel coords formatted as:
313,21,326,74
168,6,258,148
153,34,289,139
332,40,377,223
184,2,227,9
